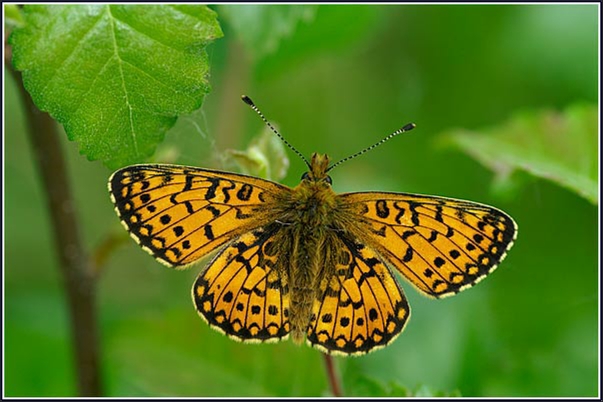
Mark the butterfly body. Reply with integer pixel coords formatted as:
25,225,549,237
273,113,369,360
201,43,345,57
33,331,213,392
268,153,341,343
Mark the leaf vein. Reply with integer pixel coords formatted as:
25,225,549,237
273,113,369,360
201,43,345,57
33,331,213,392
107,5,138,155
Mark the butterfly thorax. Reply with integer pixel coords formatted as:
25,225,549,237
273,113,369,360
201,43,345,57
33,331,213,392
279,153,337,226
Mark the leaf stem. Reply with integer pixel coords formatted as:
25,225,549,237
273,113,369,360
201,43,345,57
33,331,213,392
323,353,343,397
6,55,103,396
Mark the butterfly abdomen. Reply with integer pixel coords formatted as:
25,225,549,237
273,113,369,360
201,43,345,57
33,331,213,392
287,223,332,345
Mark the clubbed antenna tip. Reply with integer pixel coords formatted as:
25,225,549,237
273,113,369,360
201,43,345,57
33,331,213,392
241,95,255,107
402,123,416,131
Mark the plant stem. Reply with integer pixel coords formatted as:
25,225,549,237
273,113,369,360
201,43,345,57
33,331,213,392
7,65,103,396
323,353,343,397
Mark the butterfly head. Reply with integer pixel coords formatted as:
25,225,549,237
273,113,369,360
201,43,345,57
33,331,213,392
301,153,333,186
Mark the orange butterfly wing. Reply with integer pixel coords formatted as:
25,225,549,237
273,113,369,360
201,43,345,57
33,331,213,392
306,232,410,355
108,164,290,268
192,222,291,342
340,192,517,298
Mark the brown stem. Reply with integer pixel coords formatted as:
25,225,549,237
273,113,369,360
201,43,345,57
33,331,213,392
323,353,343,397
7,58,103,395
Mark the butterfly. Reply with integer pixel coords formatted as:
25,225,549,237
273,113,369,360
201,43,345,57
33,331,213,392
108,96,517,356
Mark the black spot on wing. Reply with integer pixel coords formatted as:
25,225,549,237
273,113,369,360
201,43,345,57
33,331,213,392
237,183,253,201
204,224,215,240
205,178,219,200
183,174,194,191
375,200,390,218
435,204,444,223
206,205,221,218
393,202,406,224
408,201,420,225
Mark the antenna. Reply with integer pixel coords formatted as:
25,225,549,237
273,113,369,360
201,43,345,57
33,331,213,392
326,123,416,172
241,95,310,168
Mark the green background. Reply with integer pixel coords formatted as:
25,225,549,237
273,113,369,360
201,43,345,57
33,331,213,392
4,4,599,397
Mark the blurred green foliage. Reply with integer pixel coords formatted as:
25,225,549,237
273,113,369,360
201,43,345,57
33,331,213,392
443,105,598,204
4,4,598,397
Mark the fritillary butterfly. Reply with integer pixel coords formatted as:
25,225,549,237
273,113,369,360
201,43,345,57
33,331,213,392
108,96,517,355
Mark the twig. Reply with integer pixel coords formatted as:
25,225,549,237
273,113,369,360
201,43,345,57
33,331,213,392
323,353,343,397
6,51,103,396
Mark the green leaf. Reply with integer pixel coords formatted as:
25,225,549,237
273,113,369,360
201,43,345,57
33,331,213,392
219,5,318,59
441,104,598,204
223,125,290,181
9,5,223,168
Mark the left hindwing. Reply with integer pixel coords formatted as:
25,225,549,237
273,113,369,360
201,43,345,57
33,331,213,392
192,222,291,343
109,164,290,268
339,192,518,298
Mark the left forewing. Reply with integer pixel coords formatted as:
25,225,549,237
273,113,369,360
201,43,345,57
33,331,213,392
109,164,291,267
